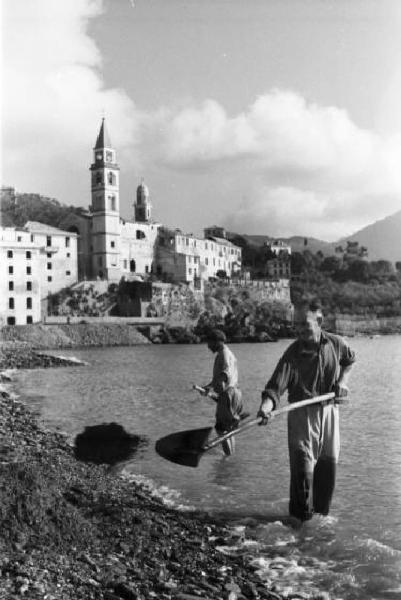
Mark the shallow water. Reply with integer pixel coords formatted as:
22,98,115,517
14,337,401,599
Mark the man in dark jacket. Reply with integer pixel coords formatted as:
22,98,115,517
257,300,355,521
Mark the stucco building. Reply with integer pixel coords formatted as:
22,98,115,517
0,224,78,325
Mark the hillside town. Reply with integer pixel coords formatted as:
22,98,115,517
0,119,292,328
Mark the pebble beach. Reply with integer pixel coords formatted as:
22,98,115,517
0,344,332,600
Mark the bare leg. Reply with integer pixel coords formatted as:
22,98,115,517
222,437,235,456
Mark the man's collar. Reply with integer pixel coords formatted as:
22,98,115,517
320,331,329,344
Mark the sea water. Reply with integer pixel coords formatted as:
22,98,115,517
14,336,401,599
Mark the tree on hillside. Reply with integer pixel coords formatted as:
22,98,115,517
1,193,84,229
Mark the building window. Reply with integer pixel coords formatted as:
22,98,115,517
46,236,51,247
7,317,15,325
66,271,71,276
67,253,70,258
65,237,70,247
9,298,14,309
110,196,116,211
136,230,146,240
47,263,52,270
123,260,127,269
26,316,33,324
27,281,32,291
111,241,115,248
8,281,13,291
26,251,31,259
27,297,32,309
26,266,31,275
7,250,13,258
48,276,52,282
8,266,13,274
205,258,208,265
17,236,22,242
47,253,52,258
188,268,192,275
145,265,149,273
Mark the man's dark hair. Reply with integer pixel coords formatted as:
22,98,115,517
206,328,227,343
295,298,323,313
308,299,323,313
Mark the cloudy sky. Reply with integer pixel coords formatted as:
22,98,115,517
3,0,401,240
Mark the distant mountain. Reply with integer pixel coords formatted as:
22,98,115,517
341,210,401,263
235,234,335,255
232,210,401,262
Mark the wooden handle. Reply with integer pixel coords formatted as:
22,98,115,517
193,384,218,401
203,392,336,451
193,385,206,393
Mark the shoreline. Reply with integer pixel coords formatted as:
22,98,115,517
0,370,284,600
0,364,302,600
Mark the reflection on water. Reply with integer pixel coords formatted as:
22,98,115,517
14,337,401,598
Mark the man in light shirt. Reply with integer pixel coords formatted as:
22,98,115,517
202,329,244,455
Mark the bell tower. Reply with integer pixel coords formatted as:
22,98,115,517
90,119,121,281
134,178,151,222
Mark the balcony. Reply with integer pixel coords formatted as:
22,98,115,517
40,246,59,254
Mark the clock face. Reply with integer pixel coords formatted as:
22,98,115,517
96,152,103,161
106,151,113,162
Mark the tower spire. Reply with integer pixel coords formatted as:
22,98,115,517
94,118,112,150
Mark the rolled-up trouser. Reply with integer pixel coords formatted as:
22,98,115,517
215,386,243,456
287,403,340,521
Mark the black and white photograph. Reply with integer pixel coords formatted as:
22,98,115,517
1,1,401,599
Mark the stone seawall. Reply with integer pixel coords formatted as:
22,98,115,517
328,315,401,336
0,323,150,350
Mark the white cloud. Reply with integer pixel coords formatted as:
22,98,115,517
2,0,138,202
145,90,401,239
3,2,401,240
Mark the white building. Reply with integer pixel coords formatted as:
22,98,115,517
0,223,78,326
0,228,42,325
266,239,292,256
24,222,78,298
156,227,242,284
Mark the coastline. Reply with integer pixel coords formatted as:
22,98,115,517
1,368,290,600
0,350,339,600
1,319,400,359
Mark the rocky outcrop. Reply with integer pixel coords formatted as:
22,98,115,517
0,342,88,370
0,323,150,350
